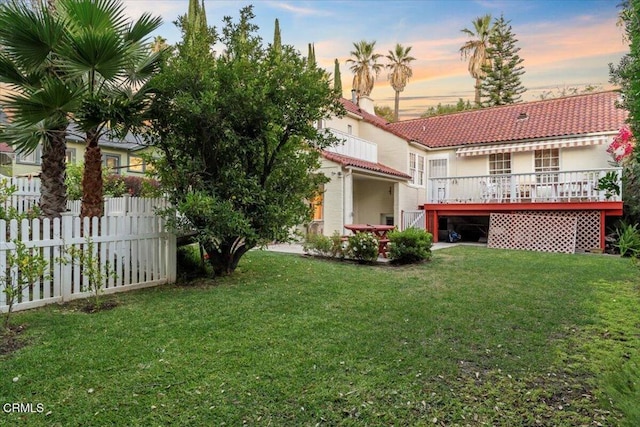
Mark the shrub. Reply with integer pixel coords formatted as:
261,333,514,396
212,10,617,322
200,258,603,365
303,233,333,257
304,232,348,259
347,232,379,263
123,175,162,197
176,244,209,280
387,228,433,264
329,231,347,259
65,163,161,200
615,222,640,257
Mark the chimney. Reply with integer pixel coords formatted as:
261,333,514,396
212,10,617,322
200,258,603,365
351,89,357,104
358,95,375,115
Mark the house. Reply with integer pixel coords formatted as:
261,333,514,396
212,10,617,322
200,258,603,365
313,90,626,252
0,108,152,177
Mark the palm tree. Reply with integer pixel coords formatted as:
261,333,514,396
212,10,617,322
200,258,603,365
56,0,162,218
151,35,168,53
0,1,75,218
460,14,494,106
346,40,382,98
386,43,415,121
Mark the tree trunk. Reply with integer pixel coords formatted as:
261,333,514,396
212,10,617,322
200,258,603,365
474,77,481,106
39,128,67,218
204,237,252,277
80,130,104,218
394,90,400,122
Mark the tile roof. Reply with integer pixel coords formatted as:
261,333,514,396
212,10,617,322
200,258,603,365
339,98,410,141
388,90,628,148
322,151,411,180
0,143,13,153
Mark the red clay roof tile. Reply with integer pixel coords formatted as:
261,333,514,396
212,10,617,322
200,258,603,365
387,91,627,148
322,151,411,179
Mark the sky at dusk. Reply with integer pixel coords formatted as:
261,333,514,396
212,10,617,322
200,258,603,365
122,0,628,119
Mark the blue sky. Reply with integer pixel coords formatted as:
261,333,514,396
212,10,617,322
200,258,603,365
123,0,627,118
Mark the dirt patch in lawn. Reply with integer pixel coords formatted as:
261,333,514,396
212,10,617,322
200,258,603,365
1,324,28,356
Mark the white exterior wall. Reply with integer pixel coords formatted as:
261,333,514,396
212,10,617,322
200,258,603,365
317,160,345,236
326,113,361,136
561,145,612,170
352,178,395,224
436,143,613,179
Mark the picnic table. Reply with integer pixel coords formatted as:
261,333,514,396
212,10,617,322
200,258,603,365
344,224,396,257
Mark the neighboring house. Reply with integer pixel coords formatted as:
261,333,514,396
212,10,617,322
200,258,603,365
0,111,152,177
312,90,626,251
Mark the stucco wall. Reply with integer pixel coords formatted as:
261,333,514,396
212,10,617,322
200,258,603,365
352,177,394,224
433,144,614,179
316,160,345,236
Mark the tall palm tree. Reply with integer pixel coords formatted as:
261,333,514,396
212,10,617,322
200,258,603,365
386,43,415,121
0,1,76,218
460,14,494,106
56,0,162,218
346,40,382,98
151,35,168,53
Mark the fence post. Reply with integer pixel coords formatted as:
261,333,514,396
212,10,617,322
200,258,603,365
60,213,74,302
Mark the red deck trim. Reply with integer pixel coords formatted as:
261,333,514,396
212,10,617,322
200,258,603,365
424,201,623,244
423,201,623,216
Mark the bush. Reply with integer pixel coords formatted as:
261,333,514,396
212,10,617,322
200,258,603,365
65,163,161,200
615,221,640,257
303,233,333,257
347,232,379,263
304,231,348,259
176,244,209,280
387,228,433,264
123,175,162,197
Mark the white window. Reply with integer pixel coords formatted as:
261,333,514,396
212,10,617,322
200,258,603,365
103,154,121,174
17,146,41,165
489,153,511,175
65,148,76,164
347,124,353,135
417,155,425,186
128,155,145,173
535,148,559,183
409,152,426,186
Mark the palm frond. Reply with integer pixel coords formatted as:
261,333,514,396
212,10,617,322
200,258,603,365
125,12,163,44
59,0,128,36
0,2,65,71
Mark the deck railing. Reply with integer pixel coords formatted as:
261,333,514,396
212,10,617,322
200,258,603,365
426,168,623,204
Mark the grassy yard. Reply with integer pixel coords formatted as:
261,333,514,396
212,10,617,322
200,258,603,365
1,246,639,426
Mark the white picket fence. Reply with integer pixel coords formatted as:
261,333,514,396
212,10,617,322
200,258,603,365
66,196,169,216
0,214,177,313
1,175,167,216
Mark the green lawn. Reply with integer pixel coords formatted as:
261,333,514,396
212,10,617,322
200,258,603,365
1,246,639,426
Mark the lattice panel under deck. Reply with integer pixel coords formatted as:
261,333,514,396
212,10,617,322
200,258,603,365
520,210,600,252
488,213,577,254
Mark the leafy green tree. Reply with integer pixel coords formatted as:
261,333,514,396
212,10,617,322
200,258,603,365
459,14,494,106
610,0,640,223
386,43,415,121
612,1,640,143
481,14,526,106
420,99,476,117
374,105,395,122
347,40,382,97
538,84,602,100
146,5,344,276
